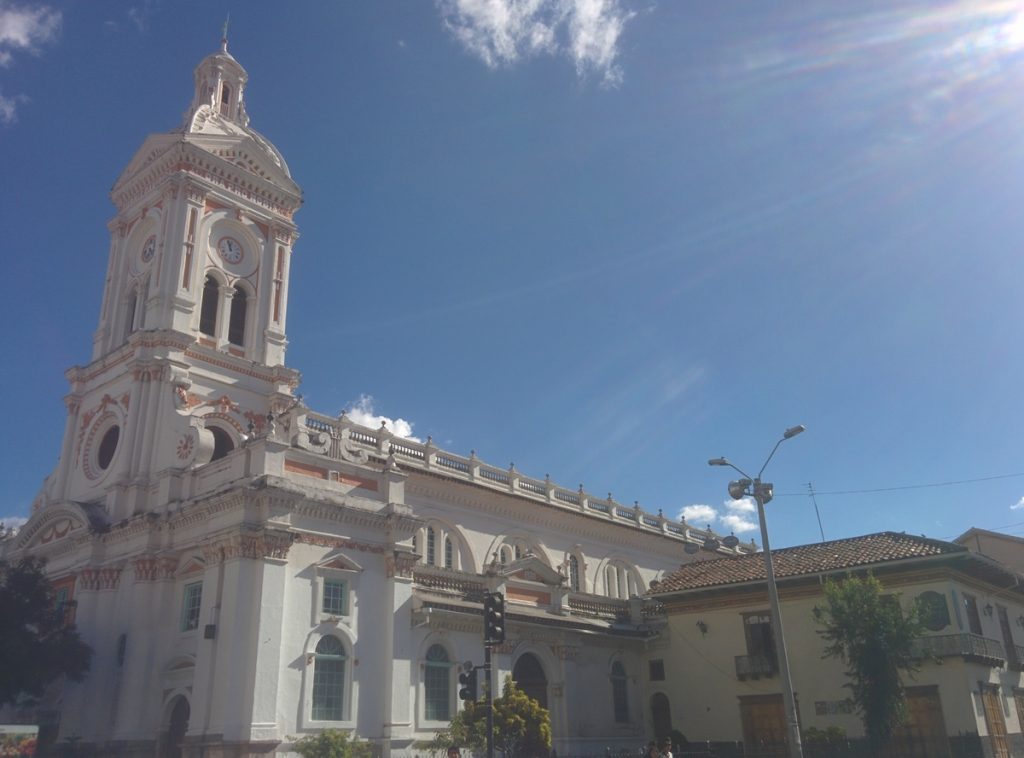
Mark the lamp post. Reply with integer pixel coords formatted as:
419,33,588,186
709,424,805,758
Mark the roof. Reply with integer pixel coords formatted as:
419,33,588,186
649,532,965,595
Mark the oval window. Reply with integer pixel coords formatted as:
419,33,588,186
918,590,950,632
97,425,120,470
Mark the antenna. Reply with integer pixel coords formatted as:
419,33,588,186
808,482,825,542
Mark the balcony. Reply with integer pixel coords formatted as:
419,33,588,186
912,633,1006,666
735,653,778,680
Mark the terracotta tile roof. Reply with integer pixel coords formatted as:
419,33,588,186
650,531,965,595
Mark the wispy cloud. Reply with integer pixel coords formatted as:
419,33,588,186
437,0,635,86
344,394,422,442
1011,496,1024,510
678,497,760,534
0,2,61,125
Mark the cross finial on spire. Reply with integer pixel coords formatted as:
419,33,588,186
221,13,230,52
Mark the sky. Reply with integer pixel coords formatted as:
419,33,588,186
2,0,1024,549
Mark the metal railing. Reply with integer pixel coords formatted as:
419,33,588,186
734,653,778,680
912,632,1005,664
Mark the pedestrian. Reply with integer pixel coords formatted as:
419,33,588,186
658,737,673,758
447,746,460,758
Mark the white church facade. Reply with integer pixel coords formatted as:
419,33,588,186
1,41,748,758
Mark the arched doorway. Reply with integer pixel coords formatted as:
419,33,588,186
512,653,548,710
651,692,672,739
162,696,189,758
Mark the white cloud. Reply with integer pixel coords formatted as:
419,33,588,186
0,4,61,64
1,514,28,532
0,3,60,125
679,503,717,525
720,512,758,533
345,394,422,442
437,0,634,86
1012,496,1024,510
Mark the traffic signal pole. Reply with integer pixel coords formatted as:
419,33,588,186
482,591,504,758
485,641,494,758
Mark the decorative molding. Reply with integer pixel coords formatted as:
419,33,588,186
202,530,294,564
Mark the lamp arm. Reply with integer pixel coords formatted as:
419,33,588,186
723,461,753,480
757,436,787,479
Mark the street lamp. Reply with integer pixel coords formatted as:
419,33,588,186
709,424,805,758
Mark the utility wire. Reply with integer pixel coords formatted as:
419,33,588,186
775,470,1024,497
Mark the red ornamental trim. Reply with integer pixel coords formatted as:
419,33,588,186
294,534,386,553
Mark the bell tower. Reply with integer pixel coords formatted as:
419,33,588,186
38,39,304,519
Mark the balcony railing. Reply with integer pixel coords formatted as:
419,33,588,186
912,633,1005,666
735,653,778,680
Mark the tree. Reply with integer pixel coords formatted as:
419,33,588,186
814,573,924,750
0,557,93,706
422,676,552,758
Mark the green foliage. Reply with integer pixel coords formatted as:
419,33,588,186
292,729,374,758
814,573,924,748
421,676,552,758
802,726,847,745
0,557,93,707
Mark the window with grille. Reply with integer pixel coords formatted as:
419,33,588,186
568,555,580,592
444,537,453,569
312,636,346,721
181,582,202,632
426,527,436,565
322,580,347,616
424,644,452,721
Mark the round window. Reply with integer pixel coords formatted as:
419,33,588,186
918,591,950,631
97,425,120,470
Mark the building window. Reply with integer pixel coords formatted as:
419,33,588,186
568,555,580,592
181,582,202,632
426,527,436,566
312,636,346,721
744,612,776,662
228,285,247,346
322,580,347,616
220,83,232,116
648,659,665,681
964,594,983,636
444,537,453,569
209,426,234,462
97,425,120,470
424,644,452,721
918,591,950,632
123,291,137,342
610,661,629,723
199,276,219,337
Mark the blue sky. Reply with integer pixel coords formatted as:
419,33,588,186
2,0,1023,548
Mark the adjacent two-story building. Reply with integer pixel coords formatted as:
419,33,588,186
646,531,1024,758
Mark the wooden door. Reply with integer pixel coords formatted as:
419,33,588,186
887,686,950,758
981,686,1009,758
739,694,787,757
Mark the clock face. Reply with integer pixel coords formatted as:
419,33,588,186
217,236,244,265
141,235,156,263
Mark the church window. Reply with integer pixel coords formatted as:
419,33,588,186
568,555,580,592
610,661,629,723
514,544,523,560
444,536,453,569
411,532,417,553
199,276,219,337
426,527,436,565
97,426,120,471
123,291,137,342
312,635,346,721
322,580,347,616
209,426,234,462
181,582,202,632
423,644,452,721
228,285,247,346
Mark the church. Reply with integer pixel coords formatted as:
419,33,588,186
1,39,747,757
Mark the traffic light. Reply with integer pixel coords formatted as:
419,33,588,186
458,667,477,701
484,591,505,643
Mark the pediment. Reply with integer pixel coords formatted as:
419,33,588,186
15,503,96,550
501,555,565,587
113,134,182,192
317,551,363,573
176,556,206,577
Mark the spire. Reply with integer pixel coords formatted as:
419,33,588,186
221,13,230,53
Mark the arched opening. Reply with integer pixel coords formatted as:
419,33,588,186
209,426,234,462
424,644,452,721
162,695,189,758
610,661,629,723
512,653,548,710
97,425,120,470
651,692,672,740
199,276,219,337
123,291,137,342
568,555,580,592
312,635,346,721
228,285,247,346
220,83,232,116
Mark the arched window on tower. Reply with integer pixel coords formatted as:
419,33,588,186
426,527,436,566
228,285,247,346
199,276,219,337
123,291,137,342
220,83,232,116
